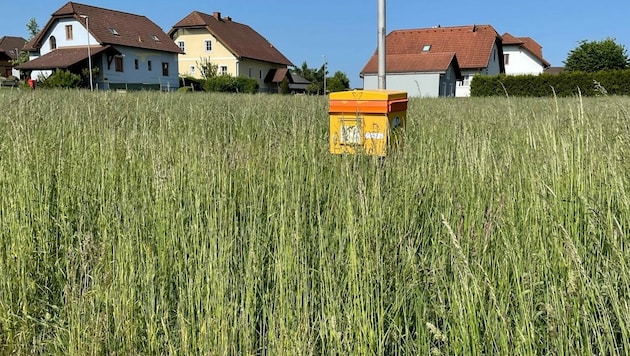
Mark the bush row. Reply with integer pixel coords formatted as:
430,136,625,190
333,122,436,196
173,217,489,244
471,70,630,97
178,75,259,94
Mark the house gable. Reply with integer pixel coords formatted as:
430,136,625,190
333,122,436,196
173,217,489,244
19,2,181,90
169,11,292,66
382,25,504,71
0,36,27,60
27,2,181,54
502,32,551,71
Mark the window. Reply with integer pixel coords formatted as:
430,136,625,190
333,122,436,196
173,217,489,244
259,69,263,79
108,28,119,36
115,56,123,72
204,40,212,52
248,67,252,77
65,25,73,40
148,60,152,71
178,41,185,52
50,36,57,50
134,59,139,70
152,35,160,42
422,44,431,52
189,65,195,75
219,65,228,75
504,54,510,65
162,62,169,76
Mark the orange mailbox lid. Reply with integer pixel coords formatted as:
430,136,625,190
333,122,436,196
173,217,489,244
329,89,408,113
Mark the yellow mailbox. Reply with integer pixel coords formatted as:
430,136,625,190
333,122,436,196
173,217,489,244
329,89,407,156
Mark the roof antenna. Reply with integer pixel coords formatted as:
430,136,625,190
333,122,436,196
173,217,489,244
377,0,386,89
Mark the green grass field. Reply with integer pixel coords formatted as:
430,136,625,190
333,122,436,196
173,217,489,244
1,90,629,354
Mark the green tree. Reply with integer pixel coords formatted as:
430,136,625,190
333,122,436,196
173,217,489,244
326,71,350,92
292,61,350,95
196,57,218,79
26,18,40,40
280,77,290,94
11,18,40,68
564,38,630,72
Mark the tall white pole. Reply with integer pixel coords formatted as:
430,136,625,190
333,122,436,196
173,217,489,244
82,15,93,91
377,0,386,89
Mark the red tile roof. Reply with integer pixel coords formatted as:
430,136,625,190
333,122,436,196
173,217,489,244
16,45,118,70
365,25,503,72
26,2,181,54
502,32,550,67
169,11,293,66
0,36,27,59
361,52,462,79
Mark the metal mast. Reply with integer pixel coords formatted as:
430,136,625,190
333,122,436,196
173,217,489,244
377,0,386,89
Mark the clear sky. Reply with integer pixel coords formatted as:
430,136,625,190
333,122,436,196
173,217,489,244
2,0,629,88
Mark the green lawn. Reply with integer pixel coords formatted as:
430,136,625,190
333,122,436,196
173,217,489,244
1,90,629,354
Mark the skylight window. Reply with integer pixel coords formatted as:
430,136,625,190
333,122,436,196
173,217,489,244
152,35,160,42
422,44,431,52
108,28,119,36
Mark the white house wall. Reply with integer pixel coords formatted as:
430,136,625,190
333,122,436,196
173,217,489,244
456,43,502,97
504,46,544,75
30,18,98,80
40,18,97,56
363,72,441,97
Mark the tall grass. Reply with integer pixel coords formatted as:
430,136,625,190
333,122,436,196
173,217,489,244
1,90,629,354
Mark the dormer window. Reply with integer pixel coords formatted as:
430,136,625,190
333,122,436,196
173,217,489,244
108,28,119,36
422,44,431,52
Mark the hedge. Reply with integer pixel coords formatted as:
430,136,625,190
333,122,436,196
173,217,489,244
471,69,630,97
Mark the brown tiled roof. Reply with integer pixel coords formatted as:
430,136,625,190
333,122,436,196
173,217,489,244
266,67,289,83
264,68,311,84
502,32,550,67
27,2,181,54
170,11,293,66
0,36,27,59
16,45,117,70
544,66,565,75
361,52,462,79
369,25,503,71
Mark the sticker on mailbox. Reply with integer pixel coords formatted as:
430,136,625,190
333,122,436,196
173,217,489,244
365,132,384,140
340,125,361,144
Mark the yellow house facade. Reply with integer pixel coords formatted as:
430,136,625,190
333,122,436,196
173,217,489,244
169,11,293,92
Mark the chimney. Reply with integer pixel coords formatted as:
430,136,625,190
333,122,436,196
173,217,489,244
225,16,232,22
213,12,221,20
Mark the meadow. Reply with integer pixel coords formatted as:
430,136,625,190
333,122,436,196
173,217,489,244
0,89,629,355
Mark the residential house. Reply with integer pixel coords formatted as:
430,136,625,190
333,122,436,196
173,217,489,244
361,25,504,97
0,36,27,78
361,52,462,97
169,11,293,93
18,2,182,90
265,68,310,94
502,33,550,75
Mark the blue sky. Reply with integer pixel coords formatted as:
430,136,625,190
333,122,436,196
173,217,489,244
3,1,629,88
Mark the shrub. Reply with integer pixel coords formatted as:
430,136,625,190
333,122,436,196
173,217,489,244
203,75,259,94
471,69,630,97
180,76,204,91
38,69,82,89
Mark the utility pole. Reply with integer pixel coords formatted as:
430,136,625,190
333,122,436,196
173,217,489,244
377,0,386,89
81,15,93,91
